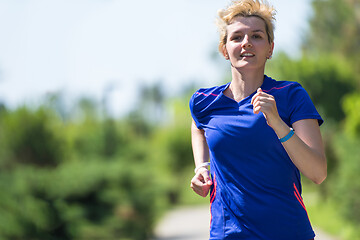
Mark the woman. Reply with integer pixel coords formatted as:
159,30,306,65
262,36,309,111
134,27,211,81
189,0,327,239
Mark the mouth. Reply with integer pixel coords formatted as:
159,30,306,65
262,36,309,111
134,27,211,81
240,52,255,57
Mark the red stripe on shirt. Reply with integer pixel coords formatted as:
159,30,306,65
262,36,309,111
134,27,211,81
263,83,294,93
210,174,217,229
196,92,219,97
293,183,311,222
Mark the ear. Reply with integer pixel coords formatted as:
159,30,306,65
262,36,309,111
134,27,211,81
268,42,274,59
221,44,229,60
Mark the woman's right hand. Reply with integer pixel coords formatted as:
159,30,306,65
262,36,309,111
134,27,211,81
190,168,213,197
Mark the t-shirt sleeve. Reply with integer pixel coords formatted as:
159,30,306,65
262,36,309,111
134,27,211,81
288,83,324,126
189,92,204,129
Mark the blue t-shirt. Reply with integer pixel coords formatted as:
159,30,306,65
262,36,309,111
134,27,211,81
189,75,323,240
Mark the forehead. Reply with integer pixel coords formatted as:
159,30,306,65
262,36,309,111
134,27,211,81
227,16,266,34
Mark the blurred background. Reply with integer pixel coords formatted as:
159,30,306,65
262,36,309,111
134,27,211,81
0,0,359,239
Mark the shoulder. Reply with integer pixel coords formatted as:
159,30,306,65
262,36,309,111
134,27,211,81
262,76,301,95
262,76,312,103
189,83,229,129
189,83,228,111
192,84,227,99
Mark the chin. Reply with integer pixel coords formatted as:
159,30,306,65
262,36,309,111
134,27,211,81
233,63,260,70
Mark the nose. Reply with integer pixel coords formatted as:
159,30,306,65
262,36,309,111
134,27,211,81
242,35,252,48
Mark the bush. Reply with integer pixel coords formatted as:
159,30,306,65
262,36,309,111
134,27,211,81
0,104,170,239
0,159,167,240
328,92,360,225
0,107,64,168
332,133,360,225
342,92,360,137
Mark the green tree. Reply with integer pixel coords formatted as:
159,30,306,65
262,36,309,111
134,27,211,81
0,97,171,239
342,93,360,137
304,0,360,81
296,0,360,230
150,98,194,204
0,107,64,168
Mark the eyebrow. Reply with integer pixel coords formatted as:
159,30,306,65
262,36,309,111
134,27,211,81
231,29,265,35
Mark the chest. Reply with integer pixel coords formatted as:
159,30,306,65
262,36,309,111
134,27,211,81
204,101,279,148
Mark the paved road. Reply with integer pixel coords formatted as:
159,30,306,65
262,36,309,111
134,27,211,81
153,205,339,240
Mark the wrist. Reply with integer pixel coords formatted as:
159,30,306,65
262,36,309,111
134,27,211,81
273,121,295,143
279,128,294,143
271,119,289,136
194,162,210,174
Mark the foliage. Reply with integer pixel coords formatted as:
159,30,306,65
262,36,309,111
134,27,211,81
304,0,360,72
326,93,360,228
303,0,360,90
150,98,194,204
0,0,359,238
305,190,360,240
0,106,65,168
0,86,195,239
332,133,360,225
0,160,165,239
342,92,360,137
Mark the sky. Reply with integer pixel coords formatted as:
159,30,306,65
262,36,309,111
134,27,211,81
0,0,312,117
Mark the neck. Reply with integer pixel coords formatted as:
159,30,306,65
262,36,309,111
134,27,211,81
228,68,265,102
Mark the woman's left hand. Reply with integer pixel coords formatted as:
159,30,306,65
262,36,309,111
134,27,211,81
251,88,281,129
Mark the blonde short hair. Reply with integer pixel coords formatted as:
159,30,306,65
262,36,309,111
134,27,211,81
216,0,276,53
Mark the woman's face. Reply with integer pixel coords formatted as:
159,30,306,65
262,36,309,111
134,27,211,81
224,16,274,71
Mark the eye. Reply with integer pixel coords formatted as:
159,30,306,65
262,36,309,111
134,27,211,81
252,34,262,39
230,35,243,42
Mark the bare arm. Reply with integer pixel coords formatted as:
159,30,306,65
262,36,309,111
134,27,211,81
191,120,210,168
272,119,327,184
190,120,213,197
252,89,327,184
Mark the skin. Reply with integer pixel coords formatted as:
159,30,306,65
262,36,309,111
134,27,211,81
190,16,327,198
